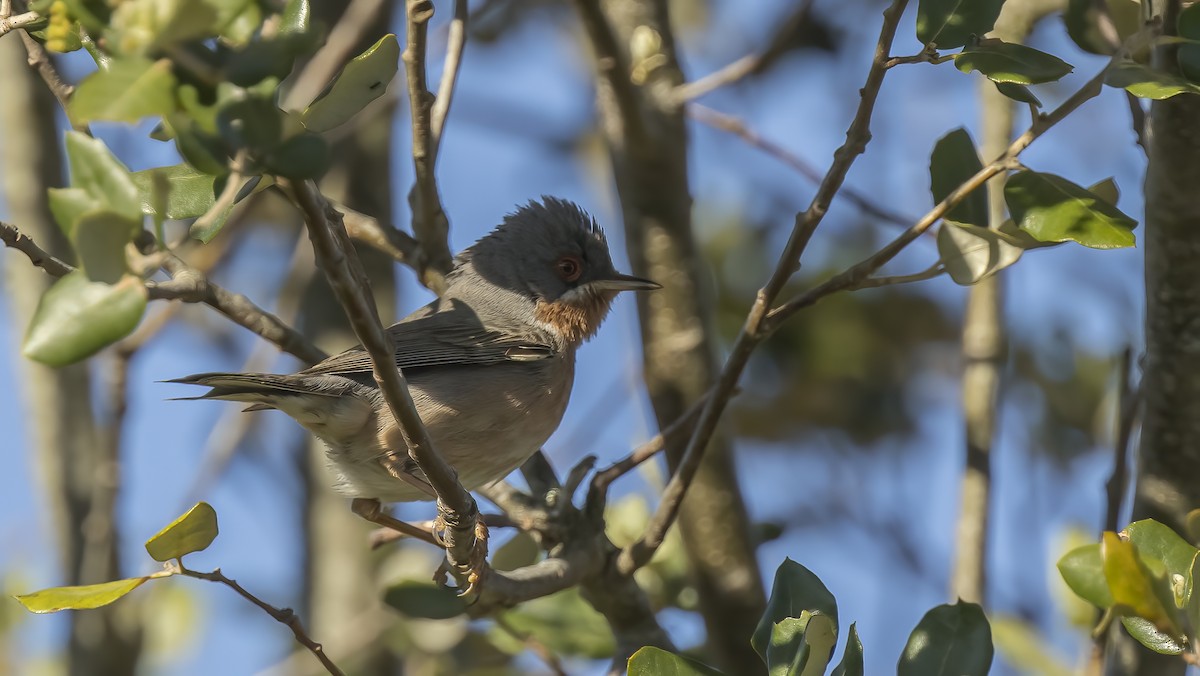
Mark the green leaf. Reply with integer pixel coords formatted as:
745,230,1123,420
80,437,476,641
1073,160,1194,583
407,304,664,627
627,647,725,676
1120,616,1185,655
752,559,838,665
492,531,540,571
1105,61,1200,99
64,132,142,223
955,39,1074,85
383,581,467,620
216,97,283,152
302,34,400,133
108,0,221,54
15,577,154,613
131,165,220,220
937,221,1024,285
1087,178,1120,207
1005,170,1137,249
916,0,1005,49
1058,544,1114,608
898,601,993,676
1064,0,1141,55
830,622,863,676
280,0,311,37
22,272,147,366
1124,520,1200,588
47,187,102,237
166,114,230,176
1102,531,1184,639
72,211,138,284
929,127,987,227
226,38,305,88
497,588,615,659
262,132,329,179
766,613,838,676
68,57,177,125
1179,3,1200,82
995,81,1042,107
145,502,219,562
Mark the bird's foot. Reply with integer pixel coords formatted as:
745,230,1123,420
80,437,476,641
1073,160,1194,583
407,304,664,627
433,510,490,597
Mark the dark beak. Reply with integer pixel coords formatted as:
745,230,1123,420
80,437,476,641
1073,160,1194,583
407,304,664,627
589,272,662,292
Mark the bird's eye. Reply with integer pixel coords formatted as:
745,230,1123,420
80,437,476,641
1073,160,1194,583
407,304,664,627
556,255,583,282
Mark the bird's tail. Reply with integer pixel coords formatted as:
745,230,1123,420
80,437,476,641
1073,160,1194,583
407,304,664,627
165,372,337,411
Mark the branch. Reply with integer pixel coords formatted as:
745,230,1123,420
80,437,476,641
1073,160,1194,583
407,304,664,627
282,178,481,583
403,0,454,286
430,0,468,155
337,199,420,266
1105,348,1142,534
0,9,38,36
0,220,72,276
616,0,912,575
178,565,344,676
17,31,76,123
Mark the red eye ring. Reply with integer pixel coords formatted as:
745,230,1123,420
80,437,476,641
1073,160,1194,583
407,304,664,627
556,256,583,282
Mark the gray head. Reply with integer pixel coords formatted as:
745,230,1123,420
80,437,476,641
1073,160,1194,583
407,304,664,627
447,197,660,344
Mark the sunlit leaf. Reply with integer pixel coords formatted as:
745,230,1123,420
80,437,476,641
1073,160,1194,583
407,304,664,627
830,622,863,676
1105,61,1200,99
1102,532,1181,636
627,646,725,676
766,613,838,676
15,577,156,613
132,165,220,220
1058,544,1113,609
47,187,102,237
897,601,992,676
1005,170,1137,249
1120,616,1185,655
145,502,219,562
72,211,138,284
916,0,1004,49
954,39,1074,85
1124,520,1199,589
280,0,310,37
302,34,399,133
69,57,176,125
64,132,142,223
22,271,147,366
929,127,987,227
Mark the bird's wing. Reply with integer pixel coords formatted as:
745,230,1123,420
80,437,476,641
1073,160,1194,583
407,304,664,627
299,301,555,377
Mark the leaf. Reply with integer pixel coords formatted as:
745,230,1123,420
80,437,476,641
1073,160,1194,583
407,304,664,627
47,187,102,237
72,211,138,284
752,559,838,664
22,271,147,366
929,127,987,227
302,34,400,133
1120,616,1185,655
15,577,154,613
1087,178,1120,207
492,531,540,571
1004,170,1137,249
955,39,1075,85
262,132,330,179
131,165,220,220
830,622,863,676
916,0,1005,49
1105,61,1200,99
1064,0,1141,55
1178,2,1200,81
627,646,725,676
280,0,311,37
64,132,142,223
766,613,838,676
897,601,993,676
383,581,467,620
216,97,283,152
497,588,615,658
937,222,1024,285
1186,509,1200,543
1058,544,1114,608
1101,532,1183,638
995,81,1042,107
68,57,176,125
145,502,219,562
108,0,221,54
1124,520,1200,588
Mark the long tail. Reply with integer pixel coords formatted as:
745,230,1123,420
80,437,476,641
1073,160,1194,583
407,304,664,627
165,372,341,411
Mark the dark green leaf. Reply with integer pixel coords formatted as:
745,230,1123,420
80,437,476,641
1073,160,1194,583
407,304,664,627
226,37,307,88
302,34,400,132
69,57,176,125
995,81,1042,107
937,221,1024,285
766,613,838,676
15,577,154,613
830,623,864,676
22,271,147,366
752,559,838,664
929,127,987,227
383,581,467,619
627,647,725,676
897,601,993,676
108,0,221,53
145,502,219,562
1058,544,1113,608
216,97,283,152
955,39,1074,84
916,0,1005,49
1005,170,1137,249
72,211,138,284
1120,616,1186,655
64,132,142,223
1105,61,1200,99
1064,0,1141,55
492,531,540,571
1178,3,1200,81
132,165,220,220
47,187,102,237
263,132,329,179
497,588,615,658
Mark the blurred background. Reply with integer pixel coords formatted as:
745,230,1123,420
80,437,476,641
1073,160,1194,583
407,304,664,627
0,0,1146,674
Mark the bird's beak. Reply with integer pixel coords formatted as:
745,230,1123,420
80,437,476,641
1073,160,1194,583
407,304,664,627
589,272,662,292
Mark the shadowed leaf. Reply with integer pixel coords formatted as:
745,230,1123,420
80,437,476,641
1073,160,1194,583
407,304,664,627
929,127,987,227
830,622,863,676
955,39,1074,84
302,34,400,133
752,559,838,665
72,210,138,284
1105,61,1200,99
897,601,993,676
937,222,1024,285
916,0,1004,49
383,581,467,619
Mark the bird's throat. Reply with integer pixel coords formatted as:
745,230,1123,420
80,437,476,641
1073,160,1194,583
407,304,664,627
534,294,615,345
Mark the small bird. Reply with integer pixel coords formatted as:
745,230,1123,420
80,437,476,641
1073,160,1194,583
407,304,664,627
171,198,659,511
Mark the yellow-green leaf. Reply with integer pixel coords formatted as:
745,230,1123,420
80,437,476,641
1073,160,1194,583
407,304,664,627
72,211,138,284
64,132,142,223
131,164,220,220
68,57,177,125
1105,61,1200,100
302,34,399,133
1005,170,1137,249
627,646,725,676
1101,532,1178,633
22,271,148,366
145,502,219,562
15,577,153,613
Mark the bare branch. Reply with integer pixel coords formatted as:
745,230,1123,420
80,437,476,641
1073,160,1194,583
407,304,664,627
1105,348,1142,535
337,199,420,266
178,565,345,676
0,9,38,36
616,0,912,575
17,31,76,122
282,178,482,585
0,220,73,276
430,0,468,155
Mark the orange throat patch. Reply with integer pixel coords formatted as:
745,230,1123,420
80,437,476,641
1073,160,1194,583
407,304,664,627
534,292,616,345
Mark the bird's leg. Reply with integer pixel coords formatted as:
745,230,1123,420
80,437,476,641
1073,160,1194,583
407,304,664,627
433,501,490,597
350,497,440,547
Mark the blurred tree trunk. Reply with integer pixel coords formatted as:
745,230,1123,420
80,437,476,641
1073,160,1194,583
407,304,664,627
1117,2,1198,674
0,36,142,676
575,1,767,671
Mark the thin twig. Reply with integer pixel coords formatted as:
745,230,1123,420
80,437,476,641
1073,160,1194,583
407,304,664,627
616,0,912,576
0,220,72,276
0,10,38,36
1104,348,1142,535
17,31,76,124
672,54,758,103
283,178,482,585
494,615,569,676
337,200,420,266
687,103,918,231
430,0,468,157
178,566,345,676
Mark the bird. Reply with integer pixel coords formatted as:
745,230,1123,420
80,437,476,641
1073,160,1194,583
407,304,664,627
169,197,659,522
